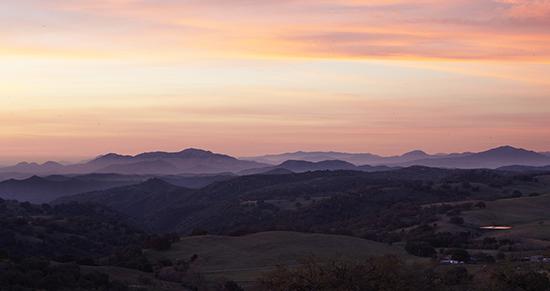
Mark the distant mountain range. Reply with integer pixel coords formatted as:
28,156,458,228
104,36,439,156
395,146,550,169
244,146,550,169
1,146,549,179
0,148,267,177
242,150,434,165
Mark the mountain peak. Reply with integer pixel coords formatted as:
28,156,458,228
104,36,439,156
42,161,63,167
25,175,46,183
178,148,215,157
93,153,132,162
492,145,520,151
180,148,212,153
480,145,540,157
401,150,428,158
16,162,39,167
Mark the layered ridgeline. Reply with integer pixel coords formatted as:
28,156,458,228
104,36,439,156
2,146,550,204
0,173,234,203
1,146,550,179
243,146,550,169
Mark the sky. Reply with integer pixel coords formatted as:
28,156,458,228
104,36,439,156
1,0,550,163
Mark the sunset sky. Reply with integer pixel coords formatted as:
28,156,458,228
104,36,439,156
1,0,550,163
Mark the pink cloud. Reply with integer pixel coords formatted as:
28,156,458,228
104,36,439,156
0,0,547,61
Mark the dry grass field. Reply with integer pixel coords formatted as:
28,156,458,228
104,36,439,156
146,231,413,287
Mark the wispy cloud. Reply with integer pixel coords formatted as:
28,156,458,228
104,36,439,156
1,0,549,61
1,0,550,159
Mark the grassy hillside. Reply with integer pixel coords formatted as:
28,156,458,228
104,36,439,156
460,189,550,246
463,193,550,226
146,231,413,286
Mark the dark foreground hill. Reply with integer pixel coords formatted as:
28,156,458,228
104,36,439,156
0,199,144,260
146,231,411,286
0,199,194,290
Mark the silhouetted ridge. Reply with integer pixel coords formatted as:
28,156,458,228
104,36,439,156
401,150,429,158
138,178,178,190
134,148,233,160
91,153,133,163
476,145,543,158
24,175,47,183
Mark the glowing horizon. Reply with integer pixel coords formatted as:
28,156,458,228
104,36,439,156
1,0,550,163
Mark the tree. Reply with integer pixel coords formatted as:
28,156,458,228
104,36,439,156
449,216,464,225
475,201,486,209
447,248,470,262
144,234,178,251
259,256,435,290
223,280,244,291
190,228,208,236
442,267,471,286
405,241,436,257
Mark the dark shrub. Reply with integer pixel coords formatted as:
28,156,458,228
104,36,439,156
405,241,436,257
449,216,464,225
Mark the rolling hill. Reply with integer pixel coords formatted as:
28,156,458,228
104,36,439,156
0,174,144,203
0,172,233,203
456,190,550,248
54,179,195,226
0,199,145,260
55,167,545,235
146,231,411,286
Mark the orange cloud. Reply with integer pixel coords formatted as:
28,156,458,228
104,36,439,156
1,0,548,61
1,0,550,161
